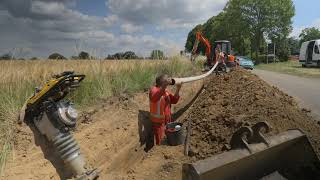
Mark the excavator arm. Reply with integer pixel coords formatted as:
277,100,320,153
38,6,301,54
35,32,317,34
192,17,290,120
191,32,211,62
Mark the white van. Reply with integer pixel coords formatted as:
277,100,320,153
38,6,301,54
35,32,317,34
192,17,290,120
299,39,320,67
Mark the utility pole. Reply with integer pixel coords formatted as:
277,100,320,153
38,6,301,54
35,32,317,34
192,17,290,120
266,43,268,64
273,43,276,63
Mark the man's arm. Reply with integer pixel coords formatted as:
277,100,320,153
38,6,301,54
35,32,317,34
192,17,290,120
170,83,182,104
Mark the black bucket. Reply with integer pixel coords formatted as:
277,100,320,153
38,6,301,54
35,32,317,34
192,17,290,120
165,122,185,146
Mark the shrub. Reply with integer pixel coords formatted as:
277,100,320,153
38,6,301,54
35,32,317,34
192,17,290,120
48,53,66,60
78,51,90,59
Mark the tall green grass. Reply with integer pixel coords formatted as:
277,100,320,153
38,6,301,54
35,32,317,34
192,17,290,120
0,56,199,174
256,60,320,77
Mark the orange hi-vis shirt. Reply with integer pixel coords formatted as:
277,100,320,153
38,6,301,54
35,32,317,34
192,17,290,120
228,55,235,62
149,86,180,125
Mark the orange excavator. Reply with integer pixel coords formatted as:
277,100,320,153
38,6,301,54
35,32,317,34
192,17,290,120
191,32,237,71
191,32,212,64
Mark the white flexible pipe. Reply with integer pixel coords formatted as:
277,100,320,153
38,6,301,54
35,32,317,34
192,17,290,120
172,61,219,84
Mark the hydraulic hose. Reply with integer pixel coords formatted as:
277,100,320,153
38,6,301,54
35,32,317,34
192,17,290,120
171,61,219,85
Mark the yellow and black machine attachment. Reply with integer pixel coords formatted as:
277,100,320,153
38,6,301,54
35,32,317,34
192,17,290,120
21,71,99,180
183,122,320,180
24,71,84,122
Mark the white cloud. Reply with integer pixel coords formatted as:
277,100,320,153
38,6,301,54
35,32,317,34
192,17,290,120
0,0,119,57
313,18,320,28
156,18,195,31
107,0,228,30
121,23,143,33
291,18,320,38
0,5,181,57
105,34,182,56
0,0,228,57
291,26,304,38
104,14,118,26
79,31,115,41
31,1,66,17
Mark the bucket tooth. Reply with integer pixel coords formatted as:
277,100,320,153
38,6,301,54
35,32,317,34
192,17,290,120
182,128,320,180
230,126,253,152
248,121,271,145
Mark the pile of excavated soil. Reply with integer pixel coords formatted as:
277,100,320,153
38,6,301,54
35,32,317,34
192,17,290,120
184,68,320,160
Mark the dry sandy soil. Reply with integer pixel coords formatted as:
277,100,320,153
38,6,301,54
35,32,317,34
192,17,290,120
1,79,203,180
2,68,320,180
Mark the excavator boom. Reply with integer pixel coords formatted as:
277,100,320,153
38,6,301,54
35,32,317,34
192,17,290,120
191,32,212,61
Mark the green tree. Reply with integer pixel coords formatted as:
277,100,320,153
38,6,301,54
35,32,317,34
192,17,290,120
273,38,290,61
288,37,300,55
299,27,320,45
123,51,138,59
185,0,295,61
185,11,251,56
48,53,66,60
78,51,90,59
238,0,294,61
0,53,14,60
213,4,251,55
113,52,124,59
185,24,203,53
150,50,164,60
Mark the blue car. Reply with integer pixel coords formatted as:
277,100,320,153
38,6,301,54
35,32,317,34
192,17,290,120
237,56,254,70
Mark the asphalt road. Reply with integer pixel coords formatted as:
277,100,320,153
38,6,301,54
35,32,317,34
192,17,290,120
253,69,320,120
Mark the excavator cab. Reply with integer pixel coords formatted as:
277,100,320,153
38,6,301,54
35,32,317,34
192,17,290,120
213,40,231,55
191,32,235,71
213,40,236,69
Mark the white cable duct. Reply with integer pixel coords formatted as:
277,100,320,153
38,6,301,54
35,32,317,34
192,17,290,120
172,61,219,85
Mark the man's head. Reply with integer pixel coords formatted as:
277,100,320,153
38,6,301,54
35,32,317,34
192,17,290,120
216,44,221,50
156,74,171,88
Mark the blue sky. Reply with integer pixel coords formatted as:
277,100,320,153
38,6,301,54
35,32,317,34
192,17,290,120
75,0,110,17
0,0,319,58
293,0,319,27
291,0,320,36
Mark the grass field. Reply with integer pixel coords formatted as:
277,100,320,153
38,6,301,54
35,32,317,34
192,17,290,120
0,57,200,173
256,60,320,77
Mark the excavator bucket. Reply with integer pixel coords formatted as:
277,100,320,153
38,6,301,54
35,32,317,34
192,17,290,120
182,122,320,180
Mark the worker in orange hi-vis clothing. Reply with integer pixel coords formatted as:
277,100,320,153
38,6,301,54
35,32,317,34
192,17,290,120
149,74,182,145
214,44,226,65
228,54,236,68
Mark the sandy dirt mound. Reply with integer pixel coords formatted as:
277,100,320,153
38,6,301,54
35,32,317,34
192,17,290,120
185,68,320,160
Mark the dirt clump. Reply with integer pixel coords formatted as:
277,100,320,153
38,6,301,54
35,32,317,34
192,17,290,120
185,68,320,160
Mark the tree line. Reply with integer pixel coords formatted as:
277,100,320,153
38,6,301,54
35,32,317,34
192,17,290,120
0,50,166,60
185,0,320,62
